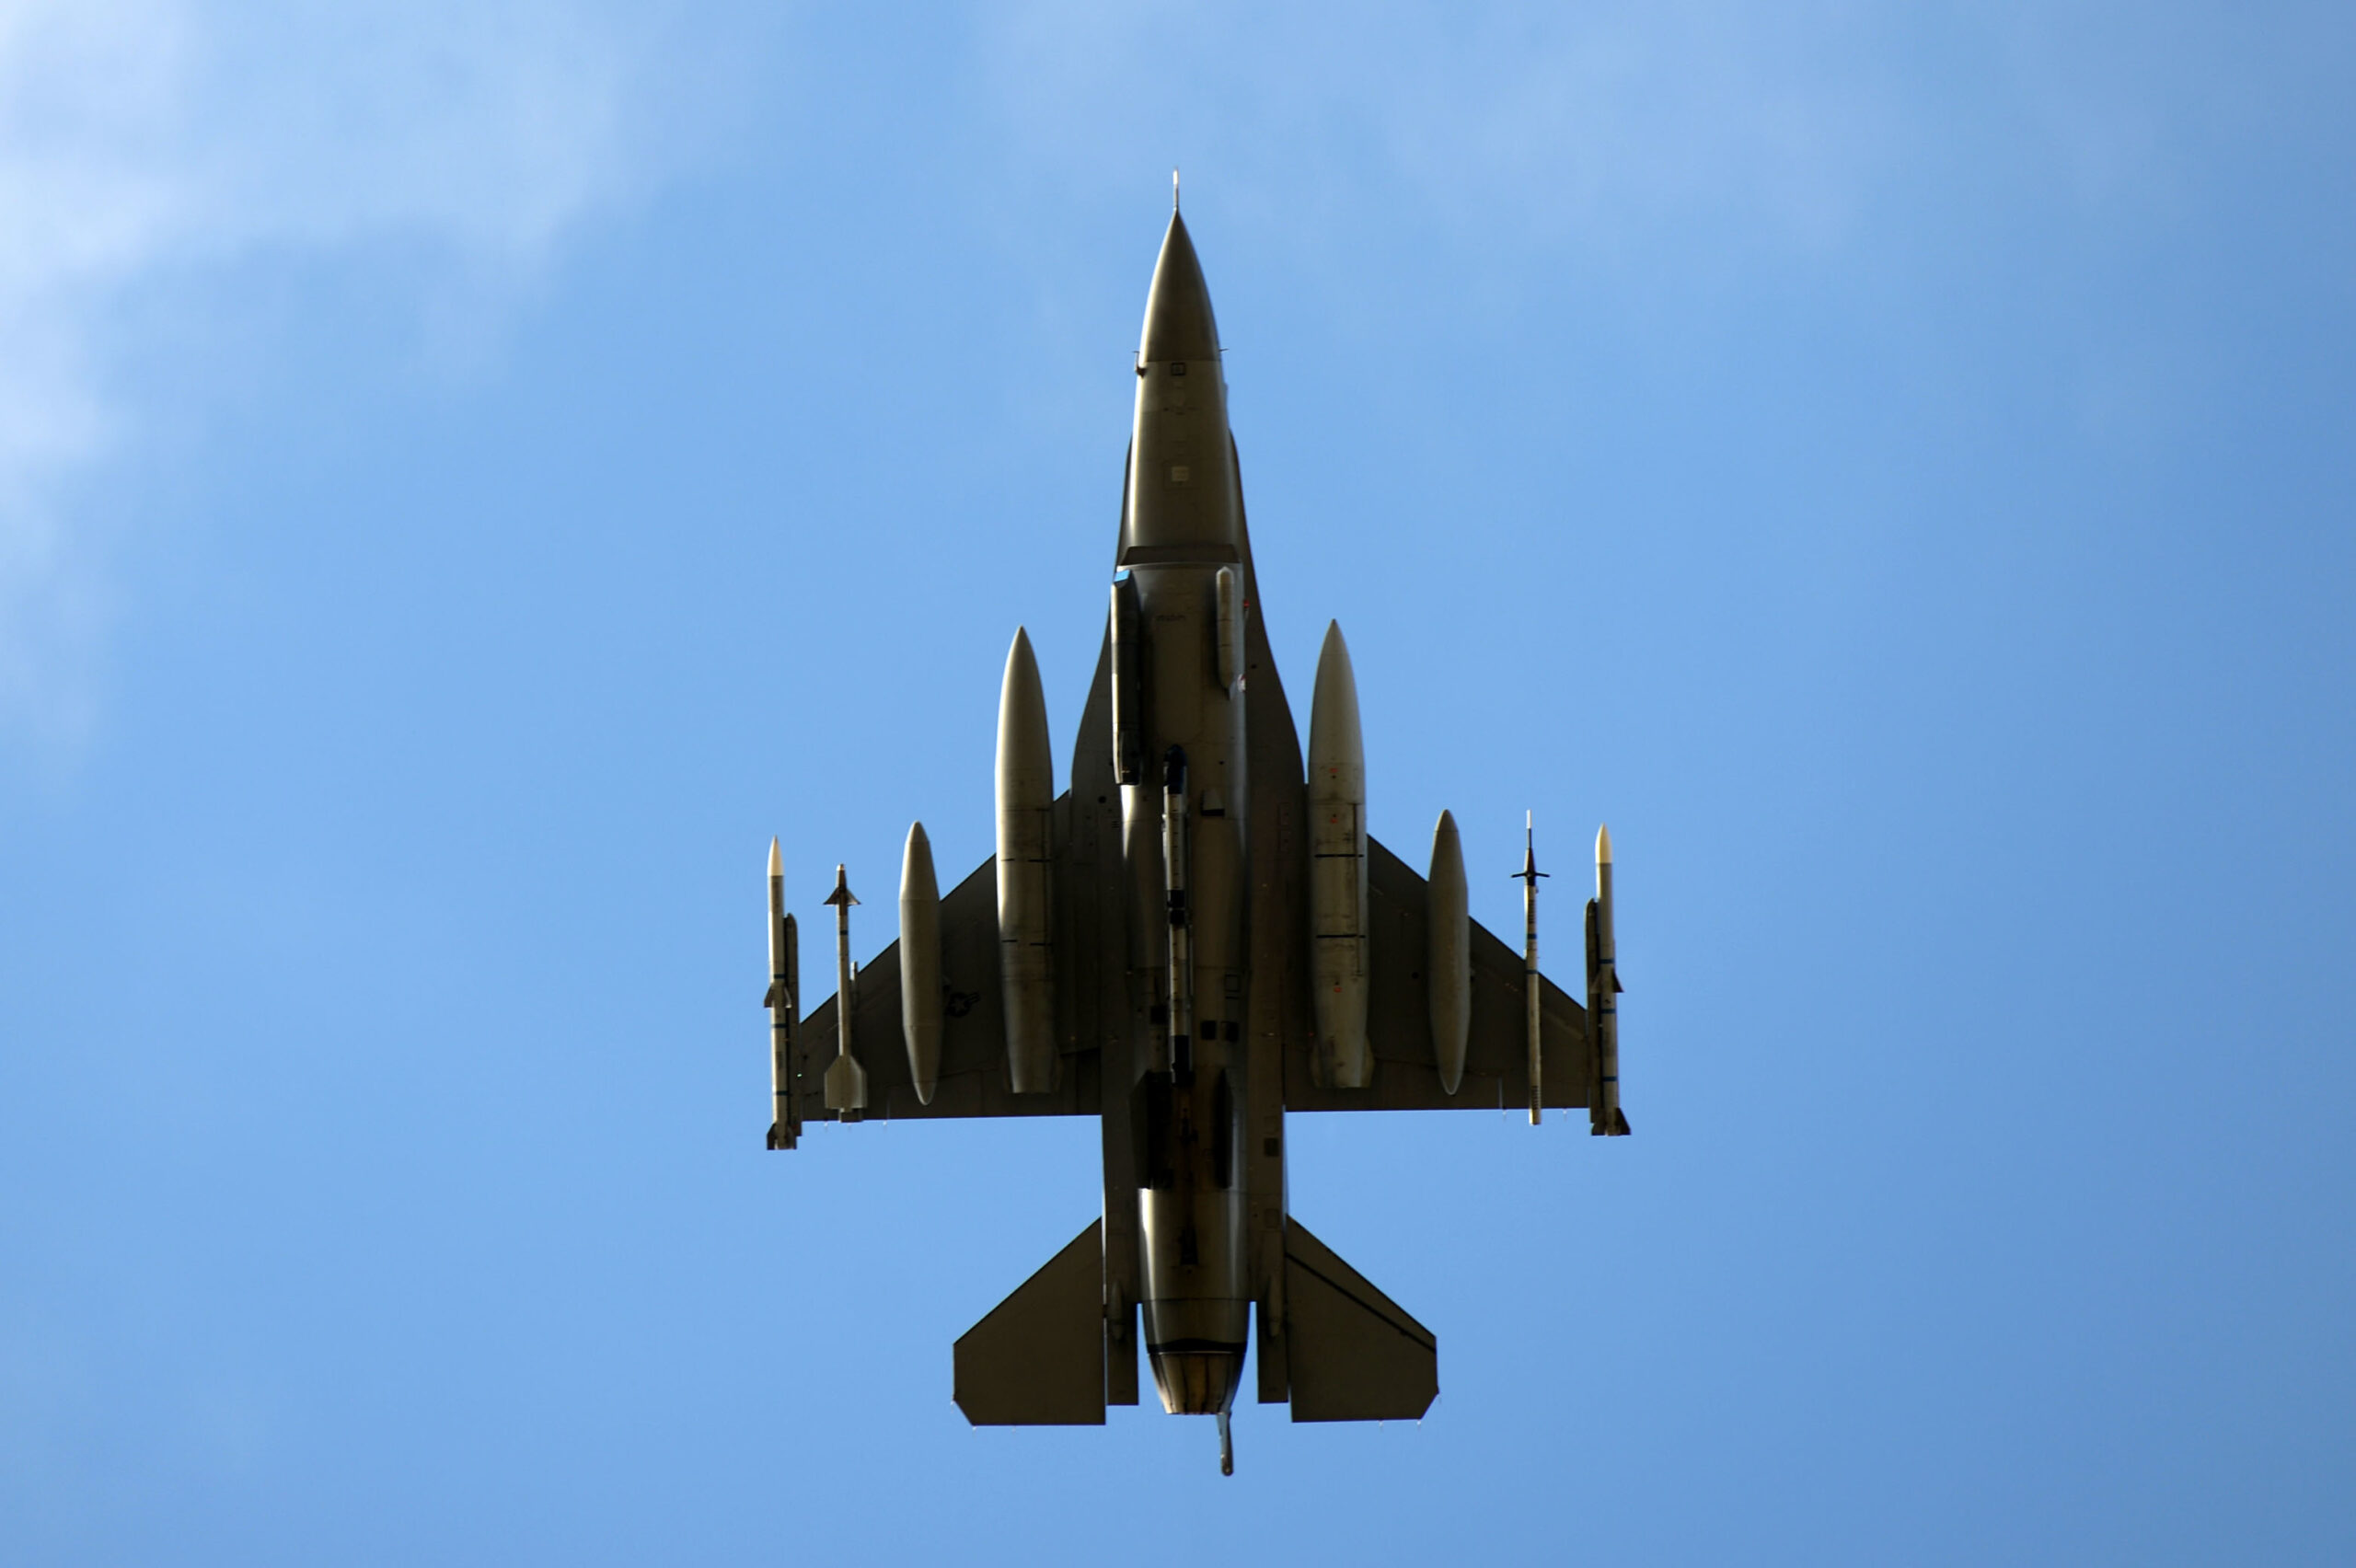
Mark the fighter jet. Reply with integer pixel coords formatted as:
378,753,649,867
762,187,1629,1475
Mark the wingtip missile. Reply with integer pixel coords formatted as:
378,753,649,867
1518,812,1546,1124
767,840,799,1148
1587,821,1626,1136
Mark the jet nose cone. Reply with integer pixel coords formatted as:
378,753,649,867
1139,210,1220,363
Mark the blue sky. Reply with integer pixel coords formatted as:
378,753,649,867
1,3,2350,1562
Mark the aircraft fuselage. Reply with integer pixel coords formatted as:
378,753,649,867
1121,213,1252,1415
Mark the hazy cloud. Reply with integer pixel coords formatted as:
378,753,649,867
0,0,704,748
980,4,1911,254
977,2,2341,273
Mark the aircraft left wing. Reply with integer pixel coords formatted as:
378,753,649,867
788,846,1101,1124
1281,834,1600,1116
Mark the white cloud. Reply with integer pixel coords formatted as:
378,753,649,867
0,0,707,748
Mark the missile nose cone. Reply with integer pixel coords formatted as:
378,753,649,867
1139,208,1220,363
1597,823,1613,864
768,836,781,877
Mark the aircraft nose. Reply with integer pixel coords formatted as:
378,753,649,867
1139,210,1221,363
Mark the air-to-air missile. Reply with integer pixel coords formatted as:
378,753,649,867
758,183,1634,1473
819,866,865,1117
763,838,798,1149
1588,824,1631,1136
1513,813,1551,1124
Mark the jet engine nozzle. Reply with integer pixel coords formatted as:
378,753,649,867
1149,1346,1244,1417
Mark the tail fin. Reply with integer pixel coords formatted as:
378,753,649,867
953,1218,1107,1425
1272,1217,1438,1423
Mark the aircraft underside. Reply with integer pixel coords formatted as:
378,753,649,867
761,194,1628,1474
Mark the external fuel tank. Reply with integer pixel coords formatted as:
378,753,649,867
1307,622,1369,1088
996,628,1056,1093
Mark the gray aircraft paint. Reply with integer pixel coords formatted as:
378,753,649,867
765,198,1631,1472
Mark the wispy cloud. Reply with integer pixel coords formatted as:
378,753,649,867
0,0,712,749
977,2,2333,282
980,3,1911,256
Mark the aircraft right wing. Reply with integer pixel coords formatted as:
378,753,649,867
1280,833,1600,1115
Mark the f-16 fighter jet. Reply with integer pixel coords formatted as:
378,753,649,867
761,187,1629,1475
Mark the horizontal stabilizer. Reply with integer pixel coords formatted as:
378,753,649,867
1284,1217,1437,1423
953,1219,1107,1426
